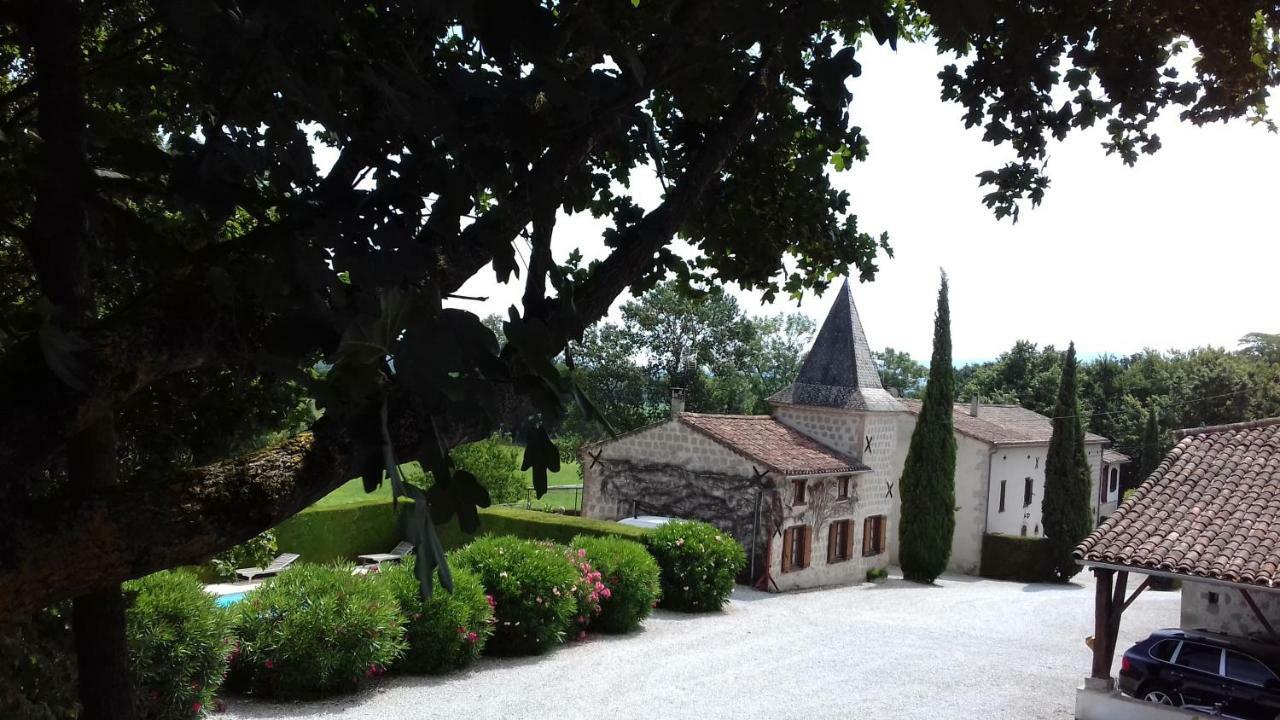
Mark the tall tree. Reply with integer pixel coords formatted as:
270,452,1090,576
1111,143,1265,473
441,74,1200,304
1137,407,1164,483
898,272,956,583
3,2,1279,714
1041,343,1093,582
875,347,928,396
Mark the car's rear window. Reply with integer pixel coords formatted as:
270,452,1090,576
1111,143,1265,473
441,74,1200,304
1176,643,1222,674
1150,640,1178,661
1226,651,1277,686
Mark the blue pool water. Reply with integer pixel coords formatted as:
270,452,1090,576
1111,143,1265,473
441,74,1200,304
215,592,247,608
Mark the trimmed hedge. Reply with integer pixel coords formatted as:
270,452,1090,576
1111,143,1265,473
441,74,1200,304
273,500,404,564
273,501,646,564
979,533,1055,583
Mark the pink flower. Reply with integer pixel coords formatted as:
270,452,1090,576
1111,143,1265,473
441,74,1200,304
457,625,467,635
149,690,160,702
601,587,612,599
577,548,587,558
485,594,496,608
466,631,478,644
577,630,587,641
264,659,274,670
192,702,203,714
594,581,604,591
577,615,587,624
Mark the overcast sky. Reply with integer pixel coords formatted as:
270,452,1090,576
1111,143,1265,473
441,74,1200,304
446,40,1280,365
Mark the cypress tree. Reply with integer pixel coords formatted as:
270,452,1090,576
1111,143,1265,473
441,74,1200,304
1041,342,1093,582
1137,407,1163,482
898,271,957,583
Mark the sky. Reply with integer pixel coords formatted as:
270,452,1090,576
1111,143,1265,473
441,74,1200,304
445,40,1280,365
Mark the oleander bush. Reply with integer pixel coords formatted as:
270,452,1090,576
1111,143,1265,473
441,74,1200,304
0,604,78,720
376,562,493,675
124,570,233,719
570,535,661,633
563,545,603,639
226,564,405,698
645,520,745,612
451,536,578,655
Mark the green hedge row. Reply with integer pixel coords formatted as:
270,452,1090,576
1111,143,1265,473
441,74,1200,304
272,501,646,563
979,533,1054,583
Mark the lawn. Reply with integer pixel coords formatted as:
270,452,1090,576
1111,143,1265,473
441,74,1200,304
313,456,583,511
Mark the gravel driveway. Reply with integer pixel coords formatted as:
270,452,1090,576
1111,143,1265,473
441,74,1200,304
222,569,1179,720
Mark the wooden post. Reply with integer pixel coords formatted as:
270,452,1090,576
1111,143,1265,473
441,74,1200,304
1091,568,1115,683
1104,571,1129,669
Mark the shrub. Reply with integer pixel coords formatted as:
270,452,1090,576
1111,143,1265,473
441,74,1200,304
227,564,405,698
452,435,525,504
375,562,493,675
563,545,603,639
125,570,233,719
0,604,77,720
451,536,578,655
645,520,745,612
209,530,279,582
979,533,1055,583
866,567,889,582
570,535,661,633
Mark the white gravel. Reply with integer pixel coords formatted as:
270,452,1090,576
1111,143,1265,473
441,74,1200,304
221,568,1179,720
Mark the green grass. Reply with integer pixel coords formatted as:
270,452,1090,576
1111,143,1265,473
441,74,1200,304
312,455,583,511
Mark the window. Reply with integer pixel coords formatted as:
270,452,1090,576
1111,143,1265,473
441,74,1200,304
792,479,807,506
998,480,1007,512
836,475,850,500
862,515,887,557
1149,640,1178,662
1023,477,1034,507
781,525,811,573
828,520,853,563
1226,651,1277,686
1109,467,1119,493
1174,643,1223,675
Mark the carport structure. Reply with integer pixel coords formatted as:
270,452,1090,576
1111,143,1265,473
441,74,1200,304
1073,418,1280,715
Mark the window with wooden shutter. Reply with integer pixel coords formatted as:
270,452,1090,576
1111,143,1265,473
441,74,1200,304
836,475,850,500
828,520,852,563
781,527,793,573
783,525,810,572
792,479,806,505
862,515,887,557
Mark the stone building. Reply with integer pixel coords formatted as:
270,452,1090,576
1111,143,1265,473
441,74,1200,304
582,278,1114,589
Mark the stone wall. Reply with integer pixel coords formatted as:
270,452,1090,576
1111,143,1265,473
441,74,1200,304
1181,581,1280,636
772,403,863,458
766,472,887,591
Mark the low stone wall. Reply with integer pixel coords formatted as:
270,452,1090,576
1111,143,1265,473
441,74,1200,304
1075,687,1203,720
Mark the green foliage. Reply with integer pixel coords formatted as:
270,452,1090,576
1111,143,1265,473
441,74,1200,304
375,562,493,675
124,571,233,719
645,520,745,612
0,605,77,720
1138,407,1164,482
899,273,957,583
435,506,650,550
875,347,928,396
450,536,579,655
570,535,662,633
1041,344,1094,582
273,500,405,564
865,567,889,582
979,534,1055,583
227,564,405,698
209,531,279,582
450,436,524,504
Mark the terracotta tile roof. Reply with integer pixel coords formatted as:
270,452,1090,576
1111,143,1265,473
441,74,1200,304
1075,417,1280,588
678,413,869,476
900,400,1108,446
1103,449,1131,465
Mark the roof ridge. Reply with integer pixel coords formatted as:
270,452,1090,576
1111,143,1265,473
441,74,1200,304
1174,416,1280,439
678,412,772,419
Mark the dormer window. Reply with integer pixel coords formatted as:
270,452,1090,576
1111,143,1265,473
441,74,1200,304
792,479,807,505
836,475,850,500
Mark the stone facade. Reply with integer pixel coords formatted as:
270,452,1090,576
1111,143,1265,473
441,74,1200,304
1181,581,1280,637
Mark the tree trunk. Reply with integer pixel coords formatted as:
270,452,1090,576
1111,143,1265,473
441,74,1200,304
72,588,132,720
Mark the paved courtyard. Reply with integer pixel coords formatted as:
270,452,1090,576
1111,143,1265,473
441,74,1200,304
223,569,1179,720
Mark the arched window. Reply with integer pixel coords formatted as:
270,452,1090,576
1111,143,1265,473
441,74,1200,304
1109,466,1119,493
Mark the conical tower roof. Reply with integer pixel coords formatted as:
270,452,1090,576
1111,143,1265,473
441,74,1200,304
768,279,903,412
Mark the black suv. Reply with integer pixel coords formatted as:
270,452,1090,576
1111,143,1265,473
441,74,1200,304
1119,628,1280,719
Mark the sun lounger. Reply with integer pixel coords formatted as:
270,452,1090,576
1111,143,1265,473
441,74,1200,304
357,541,414,565
235,552,300,580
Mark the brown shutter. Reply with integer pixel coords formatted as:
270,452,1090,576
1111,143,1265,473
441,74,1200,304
801,526,812,568
862,517,871,556
781,528,793,573
827,524,836,564
879,516,888,554
843,521,854,560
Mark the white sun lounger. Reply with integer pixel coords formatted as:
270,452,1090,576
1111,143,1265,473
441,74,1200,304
235,553,300,580
357,541,415,565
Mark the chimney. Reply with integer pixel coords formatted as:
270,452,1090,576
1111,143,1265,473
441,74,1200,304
670,387,686,417
969,396,980,417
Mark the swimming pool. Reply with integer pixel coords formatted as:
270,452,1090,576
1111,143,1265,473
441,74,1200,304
215,591,247,608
